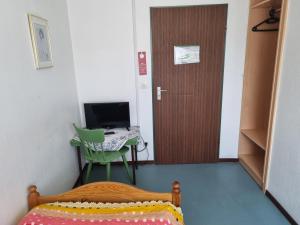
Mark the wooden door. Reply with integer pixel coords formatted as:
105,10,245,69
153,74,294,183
151,5,227,163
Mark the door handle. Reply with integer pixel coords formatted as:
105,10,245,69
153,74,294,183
157,87,168,101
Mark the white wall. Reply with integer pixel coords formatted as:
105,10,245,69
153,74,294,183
0,0,80,224
134,0,249,159
267,0,300,222
67,0,138,127
67,0,248,160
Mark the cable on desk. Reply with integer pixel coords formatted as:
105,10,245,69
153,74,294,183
137,135,149,161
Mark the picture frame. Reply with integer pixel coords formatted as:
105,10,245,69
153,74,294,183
28,14,53,69
174,45,200,65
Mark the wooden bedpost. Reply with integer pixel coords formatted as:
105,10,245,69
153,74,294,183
28,185,40,210
172,181,181,207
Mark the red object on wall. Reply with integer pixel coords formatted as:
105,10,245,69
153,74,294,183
138,52,147,75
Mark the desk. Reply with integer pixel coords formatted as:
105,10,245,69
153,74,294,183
70,127,139,185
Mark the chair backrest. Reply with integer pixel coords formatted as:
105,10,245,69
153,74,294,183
73,124,105,160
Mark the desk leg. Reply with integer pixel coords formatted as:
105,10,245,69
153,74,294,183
135,145,138,170
131,145,136,185
76,146,84,185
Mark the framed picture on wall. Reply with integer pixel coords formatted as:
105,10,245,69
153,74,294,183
28,14,53,69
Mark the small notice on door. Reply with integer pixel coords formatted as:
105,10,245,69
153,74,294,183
174,46,200,65
138,51,147,75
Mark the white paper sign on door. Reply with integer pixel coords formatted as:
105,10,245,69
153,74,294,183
174,45,200,65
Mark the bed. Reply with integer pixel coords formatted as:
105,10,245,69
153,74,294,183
19,181,184,225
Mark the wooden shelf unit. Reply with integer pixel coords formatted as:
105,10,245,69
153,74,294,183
238,0,288,190
241,129,267,150
240,153,264,186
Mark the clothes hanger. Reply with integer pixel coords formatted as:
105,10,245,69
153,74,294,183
252,9,280,32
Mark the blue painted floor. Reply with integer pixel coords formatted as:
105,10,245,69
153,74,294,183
87,163,289,225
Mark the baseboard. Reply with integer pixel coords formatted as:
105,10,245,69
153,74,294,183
266,190,298,225
218,158,239,162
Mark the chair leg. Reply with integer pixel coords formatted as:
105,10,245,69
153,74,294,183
122,155,133,184
106,163,111,181
85,161,93,184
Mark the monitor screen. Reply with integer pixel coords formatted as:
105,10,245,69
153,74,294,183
84,102,130,129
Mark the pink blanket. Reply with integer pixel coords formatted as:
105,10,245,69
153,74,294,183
19,201,184,225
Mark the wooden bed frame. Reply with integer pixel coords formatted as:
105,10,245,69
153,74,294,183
28,181,181,210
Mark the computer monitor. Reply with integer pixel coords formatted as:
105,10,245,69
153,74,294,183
84,102,130,129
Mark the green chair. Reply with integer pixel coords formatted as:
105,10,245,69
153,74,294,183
73,124,132,184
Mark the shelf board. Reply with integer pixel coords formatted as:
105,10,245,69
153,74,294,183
239,154,264,187
252,0,272,8
251,0,282,9
241,129,267,150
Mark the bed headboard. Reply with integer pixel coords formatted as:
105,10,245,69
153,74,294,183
28,181,181,210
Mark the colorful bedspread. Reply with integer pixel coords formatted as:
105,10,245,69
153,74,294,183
19,201,184,225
